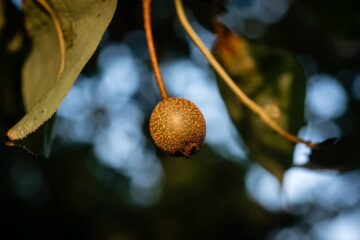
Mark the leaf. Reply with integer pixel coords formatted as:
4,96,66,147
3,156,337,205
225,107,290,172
213,26,306,182
6,0,117,142
306,135,360,171
6,115,57,158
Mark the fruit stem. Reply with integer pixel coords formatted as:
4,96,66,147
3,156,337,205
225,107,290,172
174,0,316,148
143,0,169,99
36,0,65,78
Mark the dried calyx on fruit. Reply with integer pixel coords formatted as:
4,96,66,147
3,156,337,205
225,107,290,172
149,98,206,157
143,0,206,157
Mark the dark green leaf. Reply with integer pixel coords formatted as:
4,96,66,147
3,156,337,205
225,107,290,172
306,134,360,171
213,26,306,182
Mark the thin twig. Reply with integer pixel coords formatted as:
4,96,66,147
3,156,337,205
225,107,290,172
36,0,65,78
143,0,169,99
174,0,315,148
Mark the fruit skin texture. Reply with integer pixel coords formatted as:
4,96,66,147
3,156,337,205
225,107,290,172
149,97,206,157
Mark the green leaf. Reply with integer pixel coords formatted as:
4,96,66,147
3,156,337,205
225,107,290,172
6,0,117,142
213,28,306,182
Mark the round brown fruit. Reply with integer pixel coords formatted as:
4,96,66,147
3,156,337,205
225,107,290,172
149,97,206,157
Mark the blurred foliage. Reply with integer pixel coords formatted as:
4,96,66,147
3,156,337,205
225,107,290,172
1,0,360,239
299,0,360,39
184,0,227,32
261,2,360,72
0,143,297,239
0,0,4,35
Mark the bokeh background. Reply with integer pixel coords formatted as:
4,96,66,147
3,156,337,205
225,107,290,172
1,0,360,239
